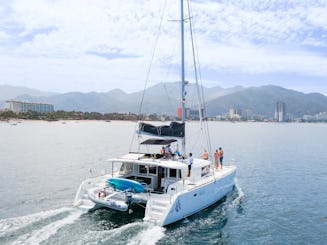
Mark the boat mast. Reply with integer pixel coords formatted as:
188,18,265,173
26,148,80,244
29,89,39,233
181,0,186,154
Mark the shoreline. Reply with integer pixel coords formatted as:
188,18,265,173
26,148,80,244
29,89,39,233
1,118,326,124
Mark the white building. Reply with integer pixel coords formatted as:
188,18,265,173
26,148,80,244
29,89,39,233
228,108,241,120
274,102,286,122
5,100,54,113
316,112,327,121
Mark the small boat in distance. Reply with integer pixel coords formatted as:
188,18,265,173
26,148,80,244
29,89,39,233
73,0,236,226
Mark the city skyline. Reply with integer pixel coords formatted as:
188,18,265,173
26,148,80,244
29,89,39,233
0,0,327,95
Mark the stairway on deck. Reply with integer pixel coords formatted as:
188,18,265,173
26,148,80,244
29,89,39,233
145,197,171,223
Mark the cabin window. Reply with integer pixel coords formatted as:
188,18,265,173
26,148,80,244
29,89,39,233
148,165,157,175
139,165,147,174
119,162,133,175
169,168,177,178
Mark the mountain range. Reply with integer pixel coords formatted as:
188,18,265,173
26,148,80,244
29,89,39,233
1,83,327,118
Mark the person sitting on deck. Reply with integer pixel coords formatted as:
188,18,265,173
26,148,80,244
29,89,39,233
160,146,165,156
202,150,209,160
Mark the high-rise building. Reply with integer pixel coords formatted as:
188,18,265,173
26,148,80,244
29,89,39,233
185,108,204,120
228,108,241,120
5,100,54,113
274,102,286,122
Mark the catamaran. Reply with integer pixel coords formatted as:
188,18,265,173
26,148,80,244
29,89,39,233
73,0,236,226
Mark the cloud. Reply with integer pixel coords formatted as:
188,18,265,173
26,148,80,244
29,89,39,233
4,0,172,58
0,31,10,42
0,0,327,94
306,6,327,29
197,41,327,77
192,1,327,45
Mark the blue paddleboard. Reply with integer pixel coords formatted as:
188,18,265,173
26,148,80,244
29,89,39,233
107,178,145,193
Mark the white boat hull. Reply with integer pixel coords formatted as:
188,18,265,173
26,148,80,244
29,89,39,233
74,155,236,227
164,169,235,225
144,166,236,226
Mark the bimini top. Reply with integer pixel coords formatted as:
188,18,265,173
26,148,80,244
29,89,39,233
139,122,185,138
141,138,177,145
108,156,188,170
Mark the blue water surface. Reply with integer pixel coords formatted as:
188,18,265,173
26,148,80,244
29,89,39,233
0,121,326,244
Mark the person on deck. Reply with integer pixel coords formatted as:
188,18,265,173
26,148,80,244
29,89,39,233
157,166,165,190
202,150,209,160
165,144,172,158
174,149,181,158
218,147,224,169
214,149,219,170
187,153,193,177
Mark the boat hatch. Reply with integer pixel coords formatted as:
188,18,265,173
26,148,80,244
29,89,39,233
120,153,145,160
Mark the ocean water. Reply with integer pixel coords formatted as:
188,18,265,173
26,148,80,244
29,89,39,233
0,120,326,244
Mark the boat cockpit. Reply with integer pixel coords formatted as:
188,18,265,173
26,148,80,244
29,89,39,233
108,153,185,193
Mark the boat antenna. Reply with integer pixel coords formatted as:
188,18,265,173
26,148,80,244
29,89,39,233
181,0,186,155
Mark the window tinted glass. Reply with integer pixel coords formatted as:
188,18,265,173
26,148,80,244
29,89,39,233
169,168,177,178
149,165,157,174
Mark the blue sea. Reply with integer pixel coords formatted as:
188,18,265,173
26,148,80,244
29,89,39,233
0,120,326,244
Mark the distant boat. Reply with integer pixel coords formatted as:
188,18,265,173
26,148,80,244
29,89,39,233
74,0,236,226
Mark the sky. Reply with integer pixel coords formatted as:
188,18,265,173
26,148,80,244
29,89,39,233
0,0,327,95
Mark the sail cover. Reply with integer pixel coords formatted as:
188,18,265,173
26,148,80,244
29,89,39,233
139,122,185,138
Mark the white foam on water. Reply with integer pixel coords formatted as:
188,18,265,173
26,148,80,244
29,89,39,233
230,181,244,208
127,224,165,245
12,209,82,245
78,221,144,244
182,217,190,224
0,207,72,235
79,222,165,245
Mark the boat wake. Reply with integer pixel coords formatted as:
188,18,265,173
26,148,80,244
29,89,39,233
79,222,165,245
229,179,245,209
0,182,242,244
0,207,72,235
211,179,244,219
0,207,165,244
0,207,82,245
126,224,165,245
